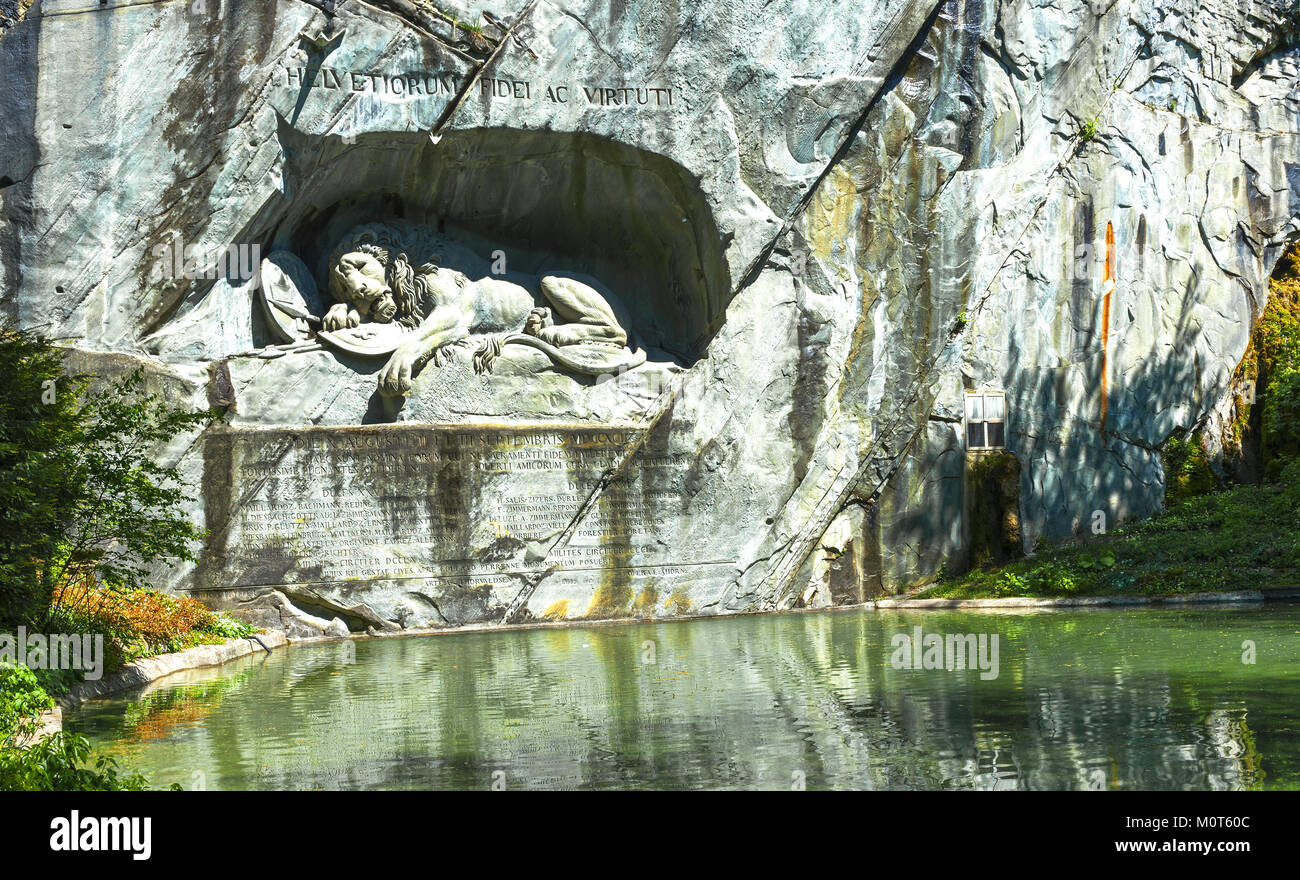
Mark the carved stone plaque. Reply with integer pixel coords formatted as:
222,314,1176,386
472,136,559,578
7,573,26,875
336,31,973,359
196,424,729,625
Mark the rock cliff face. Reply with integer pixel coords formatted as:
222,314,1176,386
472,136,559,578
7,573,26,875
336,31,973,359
3,0,1299,629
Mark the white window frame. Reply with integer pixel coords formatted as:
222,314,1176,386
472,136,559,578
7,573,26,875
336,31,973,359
964,390,1007,450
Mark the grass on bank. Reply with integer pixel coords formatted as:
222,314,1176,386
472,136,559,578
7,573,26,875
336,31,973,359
923,458,1300,600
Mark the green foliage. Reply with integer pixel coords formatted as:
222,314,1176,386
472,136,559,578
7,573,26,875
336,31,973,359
30,665,84,699
1262,369,1300,479
0,663,53,733
1076,549,1116,570
1258,259,1300,378
979,561,1080,597
1216,241,1300,478
1232,246,1300,478
968,448,1018,482
0,325,215,630
0,662,162,790
1079,116,1099,141
0,328,87,626
1281,457,1300,504
0,731,157,791
1162,433,1218,502
196,611,258,641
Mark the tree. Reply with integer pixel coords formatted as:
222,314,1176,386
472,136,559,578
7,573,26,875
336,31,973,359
0,324,214,628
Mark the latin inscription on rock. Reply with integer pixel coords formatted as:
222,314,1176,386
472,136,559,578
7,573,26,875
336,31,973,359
281,66,679,107
201,425,694,590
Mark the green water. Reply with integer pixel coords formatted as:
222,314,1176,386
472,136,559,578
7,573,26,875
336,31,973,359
67,604,1300,790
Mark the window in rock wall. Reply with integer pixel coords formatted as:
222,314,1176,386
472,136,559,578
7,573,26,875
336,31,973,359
965,391,1007,449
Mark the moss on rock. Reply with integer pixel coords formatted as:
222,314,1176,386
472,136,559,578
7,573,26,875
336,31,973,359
966,450,1022,569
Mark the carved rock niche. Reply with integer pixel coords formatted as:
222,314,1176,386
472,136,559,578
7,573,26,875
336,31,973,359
285,127,725,351
209,125,732,427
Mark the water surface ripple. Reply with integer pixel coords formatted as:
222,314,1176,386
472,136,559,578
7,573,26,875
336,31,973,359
68,604,1300,790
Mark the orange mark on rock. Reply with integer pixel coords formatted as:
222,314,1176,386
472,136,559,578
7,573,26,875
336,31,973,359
1100,222,1115,432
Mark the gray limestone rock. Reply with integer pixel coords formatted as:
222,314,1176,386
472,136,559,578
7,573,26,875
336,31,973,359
235,590,353,640
3,0,1299,627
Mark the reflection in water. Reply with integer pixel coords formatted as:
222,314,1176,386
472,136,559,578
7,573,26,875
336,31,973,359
68,604,1300,790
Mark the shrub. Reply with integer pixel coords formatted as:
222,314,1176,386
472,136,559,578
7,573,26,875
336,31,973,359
1162,433,1217,502
1221,244,1300,478
0,324,214,630
0,731,156,791
199,613,259,641
0,662,160,791
1256,249,1300,477
0,663,53,735
1262,369,1300,479
46,584,257,671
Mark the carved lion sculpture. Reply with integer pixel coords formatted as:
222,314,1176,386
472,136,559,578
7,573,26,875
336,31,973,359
322,223,641,397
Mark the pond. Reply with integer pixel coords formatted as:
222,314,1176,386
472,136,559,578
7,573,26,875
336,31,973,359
67,603,1300,790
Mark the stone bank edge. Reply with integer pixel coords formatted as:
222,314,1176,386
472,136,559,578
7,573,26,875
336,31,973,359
33,631,287,739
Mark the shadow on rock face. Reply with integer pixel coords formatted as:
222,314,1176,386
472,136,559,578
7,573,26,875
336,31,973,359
363,389,404,424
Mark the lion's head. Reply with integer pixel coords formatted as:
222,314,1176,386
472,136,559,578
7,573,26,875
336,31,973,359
326,223,450,328
329,244,399,323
